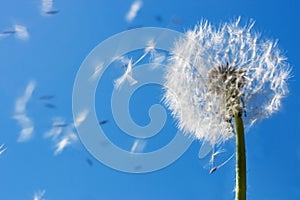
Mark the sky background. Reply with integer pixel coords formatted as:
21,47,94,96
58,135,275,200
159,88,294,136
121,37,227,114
1,0,300,199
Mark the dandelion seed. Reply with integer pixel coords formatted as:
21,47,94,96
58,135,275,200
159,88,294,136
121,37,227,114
150,51,166,66
14,81,35,142
41,0,53,13
33,189,46,200
209,167,217,174
113,55,131,66
89,64,104,82
209,154,234,174
145,40,156,53
130,139,146,153
44,118,65,140
41,0,59,16
1,25,29,40
149,45,166,69
15,81,35,113
44,117,78,155
54,132,77,155
209,148,226,166
125,0,143,22
114,43,153,89
74,109,89,127
44,126,63,140
0,144,6,155
14,114,34,142
54,137,70,155
114,59,137,89
14,25,29,40
199,142,234,174
163,17,291,146
132,40,156,65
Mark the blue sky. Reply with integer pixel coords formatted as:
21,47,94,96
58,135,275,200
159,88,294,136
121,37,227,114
1,0,300,199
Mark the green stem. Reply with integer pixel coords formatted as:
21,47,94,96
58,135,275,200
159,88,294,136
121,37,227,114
234,111,246,200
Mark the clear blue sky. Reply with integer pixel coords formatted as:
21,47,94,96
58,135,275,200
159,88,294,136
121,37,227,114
1,0,300,199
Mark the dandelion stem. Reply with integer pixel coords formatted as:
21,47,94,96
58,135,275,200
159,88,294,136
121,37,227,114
234,110,246,200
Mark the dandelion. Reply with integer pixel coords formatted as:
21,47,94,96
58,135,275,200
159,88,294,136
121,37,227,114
163,17,291,200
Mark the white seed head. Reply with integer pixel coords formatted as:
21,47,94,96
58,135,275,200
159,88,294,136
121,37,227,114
163,17,291,146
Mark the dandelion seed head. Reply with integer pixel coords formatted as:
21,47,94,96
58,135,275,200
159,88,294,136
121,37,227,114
163,17,291,146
